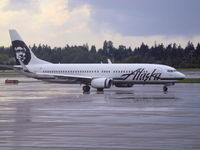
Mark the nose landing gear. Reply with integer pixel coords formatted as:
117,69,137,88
163,83,174,92
163,86,168,92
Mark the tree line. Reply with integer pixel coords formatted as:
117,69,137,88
0,40,200,69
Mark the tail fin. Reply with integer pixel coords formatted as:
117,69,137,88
9,29,51,65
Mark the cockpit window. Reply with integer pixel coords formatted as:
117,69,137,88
167,69,176,73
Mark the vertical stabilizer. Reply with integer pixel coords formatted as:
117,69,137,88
9,29,51,65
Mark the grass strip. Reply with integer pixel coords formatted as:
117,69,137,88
177,68,200,71
178,78,200,83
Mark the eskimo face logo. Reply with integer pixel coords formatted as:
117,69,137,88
12,40,31,65
14,46,27,62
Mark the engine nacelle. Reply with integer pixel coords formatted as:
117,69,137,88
91,78,112,89
114,83,133,88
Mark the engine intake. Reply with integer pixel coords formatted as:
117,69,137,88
91,78,112,89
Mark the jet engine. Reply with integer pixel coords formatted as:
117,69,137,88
91,78,112,89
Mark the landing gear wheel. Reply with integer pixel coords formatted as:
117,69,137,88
83,85,90,92
163,86,168,92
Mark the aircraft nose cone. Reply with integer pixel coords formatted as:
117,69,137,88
177,72,185,80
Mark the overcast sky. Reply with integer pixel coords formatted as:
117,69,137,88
0,0,200,49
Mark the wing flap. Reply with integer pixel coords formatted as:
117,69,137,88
36,72,92,83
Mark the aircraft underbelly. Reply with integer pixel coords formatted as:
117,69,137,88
114,79,177,84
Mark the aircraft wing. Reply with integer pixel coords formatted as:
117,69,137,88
37,71,125,83
36,72,92,84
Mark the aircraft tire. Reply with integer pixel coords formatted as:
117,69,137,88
163,86,168,92
83,85,90,92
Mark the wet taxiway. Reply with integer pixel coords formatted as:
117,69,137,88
0,77,200,150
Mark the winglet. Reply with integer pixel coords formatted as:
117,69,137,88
108,59,112,64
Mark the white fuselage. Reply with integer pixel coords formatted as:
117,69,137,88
23,63,185,84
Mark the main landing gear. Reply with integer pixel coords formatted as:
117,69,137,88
82,85,90,93
82,86,104,93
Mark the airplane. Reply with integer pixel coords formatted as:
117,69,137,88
8,29,185,92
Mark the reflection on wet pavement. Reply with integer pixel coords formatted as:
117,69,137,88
0,77,200,150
